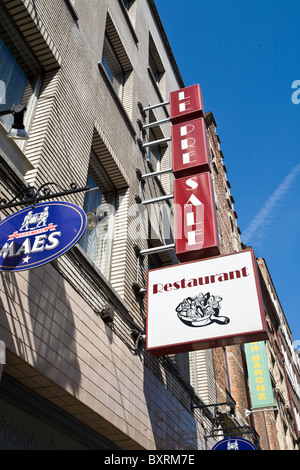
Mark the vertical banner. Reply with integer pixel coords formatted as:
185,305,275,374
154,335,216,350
171,118,211,178
170,84,220,262
174,172,220,262
244,341,275,409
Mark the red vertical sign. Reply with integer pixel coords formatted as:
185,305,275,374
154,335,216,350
170,84,204,124
170,84,220,261
171,118,211,178
174,173,219,262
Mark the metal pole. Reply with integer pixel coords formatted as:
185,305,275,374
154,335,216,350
245,408,278,416
142,137,171,148
141,167,173,179
191,402,228,410
140,194,174,205
142,101,170,112
139,244,175,256
142,118,171,129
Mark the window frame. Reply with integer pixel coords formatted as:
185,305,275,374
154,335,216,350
0,8,42,138
223,347,231,394
101,34,125,101
99,13,134,123
79,151,117,281
148,33,165,97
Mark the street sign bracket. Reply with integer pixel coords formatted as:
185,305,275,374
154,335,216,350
0,182,89,210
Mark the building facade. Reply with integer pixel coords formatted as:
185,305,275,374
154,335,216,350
0,0,214,450
256,258,300,449
189,112,254,445
0,0,299,451
201,112,300,450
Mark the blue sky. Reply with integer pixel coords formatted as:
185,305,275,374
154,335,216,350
155,0,300,344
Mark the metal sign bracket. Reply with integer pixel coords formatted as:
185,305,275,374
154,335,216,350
0,182,89,210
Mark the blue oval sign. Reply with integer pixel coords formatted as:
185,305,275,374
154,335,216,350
212,437,257,450
0,201,87,271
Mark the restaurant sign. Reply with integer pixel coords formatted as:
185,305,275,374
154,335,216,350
146,249,268,356
0,201,86,271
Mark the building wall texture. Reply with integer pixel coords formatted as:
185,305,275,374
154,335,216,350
0,0,299,451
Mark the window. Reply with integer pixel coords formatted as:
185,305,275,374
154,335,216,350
149,52,160,84
210,145,216,160
122,0,134,10
122,0,136,21
102,34,124,100
148,129,162,172
79,151,116,280
100,14,133,117
147,110,168,174
223,348,231,393
0,7,41,131
229,214,234,233
120,0,138,43
148,33,165,95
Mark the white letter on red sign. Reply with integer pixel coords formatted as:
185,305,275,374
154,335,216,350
174,172,220,262
170,84,204,125
178,90,191,113
172,118,211,178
